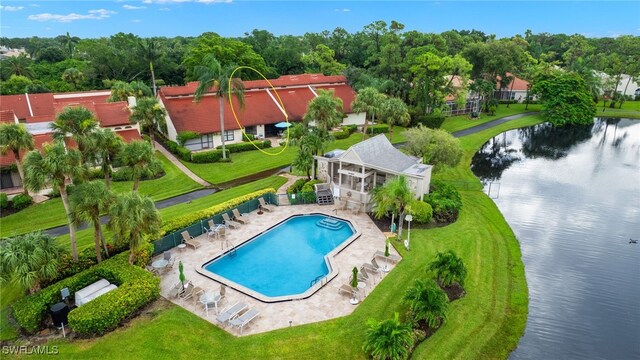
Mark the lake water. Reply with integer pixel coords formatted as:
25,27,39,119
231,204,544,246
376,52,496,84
471,118,640,359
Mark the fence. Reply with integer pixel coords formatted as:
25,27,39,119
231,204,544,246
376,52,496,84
151,195,274,255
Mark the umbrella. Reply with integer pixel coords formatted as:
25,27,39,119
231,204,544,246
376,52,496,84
275,121,291,128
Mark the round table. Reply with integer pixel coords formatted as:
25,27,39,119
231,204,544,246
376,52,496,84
151,259,168,269
200,291,221,316
177,244,187,251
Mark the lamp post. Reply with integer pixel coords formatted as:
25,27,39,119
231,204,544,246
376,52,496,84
404,214,413,250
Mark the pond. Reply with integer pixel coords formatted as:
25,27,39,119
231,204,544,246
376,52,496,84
471,118,640,359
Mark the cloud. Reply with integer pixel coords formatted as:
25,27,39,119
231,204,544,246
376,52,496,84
159,7,171,11
0,5,25,11
28,9,117,22
30,3,40,7
123,5,147,10
132,19,142,23
334,8,350,12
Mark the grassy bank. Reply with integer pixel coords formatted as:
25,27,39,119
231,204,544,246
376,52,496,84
596,100,640,119
440,103,541,133
0,152,202,237
17,116,542,359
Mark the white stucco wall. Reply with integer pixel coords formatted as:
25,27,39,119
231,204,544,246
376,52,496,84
342,112,366,126
184,130,245,151
158,97,178,142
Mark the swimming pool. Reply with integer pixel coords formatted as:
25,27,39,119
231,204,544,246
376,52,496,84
199,213,359,302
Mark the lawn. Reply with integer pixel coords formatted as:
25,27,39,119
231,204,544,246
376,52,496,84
440,103,541,133
182,128,407,185
16,116,543,359
0,151,202,238
596,100,640,119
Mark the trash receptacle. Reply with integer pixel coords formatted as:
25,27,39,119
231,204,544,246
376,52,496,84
50,302,69,328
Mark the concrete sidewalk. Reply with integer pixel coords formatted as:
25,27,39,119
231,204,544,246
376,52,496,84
154,141,211,187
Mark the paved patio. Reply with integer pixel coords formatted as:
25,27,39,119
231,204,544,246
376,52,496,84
154,204,400,336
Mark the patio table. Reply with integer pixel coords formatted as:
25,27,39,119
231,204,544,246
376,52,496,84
200,291,222,316
152,259,168,269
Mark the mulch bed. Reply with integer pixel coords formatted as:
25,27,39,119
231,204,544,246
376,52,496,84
442,283,466,302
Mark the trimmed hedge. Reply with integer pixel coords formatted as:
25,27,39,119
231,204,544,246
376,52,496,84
300,179,320,203
415,114,446,129
287,178,307,194
370,124,389,134
333,125,358,140
191,149,229,163
1,192,8,209
160,189,276,235
12,243,157,336
216,140,272,153
11,193,32,210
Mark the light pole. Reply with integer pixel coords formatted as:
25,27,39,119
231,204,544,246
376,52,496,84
404,214,413,250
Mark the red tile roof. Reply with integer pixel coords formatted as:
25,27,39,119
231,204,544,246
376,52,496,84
0,111,17,123
0,133,54,167
497,73,529,91
0,93,54,121
159,74,356,134
114,129,142,143
95,102,131,127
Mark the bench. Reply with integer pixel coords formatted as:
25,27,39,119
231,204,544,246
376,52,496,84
75,279,118,306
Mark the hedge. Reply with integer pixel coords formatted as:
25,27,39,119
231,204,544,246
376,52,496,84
415,114,446,129
191,149,230,163
287,178,307,194
11,193,32,210
370,124,389,134
0,192,8,209
12,243,157,336
333,125,358,140
215,140,272,153
160,189,276,235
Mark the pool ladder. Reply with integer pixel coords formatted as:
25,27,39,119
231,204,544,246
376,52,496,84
310,274,325,287
227,240,237,257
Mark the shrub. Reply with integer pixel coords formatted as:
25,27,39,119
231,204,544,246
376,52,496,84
177,146,191,161
191,149,228,163
86,168,105,180
333,128,351,140
242,133,256,142
12,244,158,336
424,180,462,224
111,167,164,182
415,114,446,129
370,124,389,134
300,179,320,203
176,131,200,146
11,193,32,210
0,192,8,209
160,189,276,235
406,200,433,224
287,178,307,194
215,140,271,153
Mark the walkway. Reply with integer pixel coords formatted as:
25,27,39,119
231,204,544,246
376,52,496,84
451,112,538,138
153,141,211,187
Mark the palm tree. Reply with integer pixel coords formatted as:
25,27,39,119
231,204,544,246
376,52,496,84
23,141,86,261
428,250,467,288
108,81,133,102
303,89,344,135
193,55,245,160
351,87,386,139
129,97,167,148
61,67,84,90
118,140,162,192
380,97,410,142
138,39,160,96
0,123,34,194
63,32,79,58
371,175,414,239
51,106,98,163
403,279,449,329
1,54,33,79
90,129,123,190
70,181,113,263
0,232,62,294
362,312,414,360
108,192,161,264
292,141,314,179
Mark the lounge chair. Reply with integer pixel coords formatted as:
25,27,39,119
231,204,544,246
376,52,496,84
361,263,380,282
232,208,249,224
258,198,275,212
374,250,401,263
170,281,192,298
338,284,356,297
229,308,260,335
216,302,248,326
222,213,241,229
181,231,201,249
182,285,205,305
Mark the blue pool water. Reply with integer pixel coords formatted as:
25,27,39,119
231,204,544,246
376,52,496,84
204,214,355,298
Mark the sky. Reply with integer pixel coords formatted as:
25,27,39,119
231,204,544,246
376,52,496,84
0,1,639,39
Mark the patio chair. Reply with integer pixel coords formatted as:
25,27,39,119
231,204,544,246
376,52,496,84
181,285,205,305
338,284,356,297
216,302,248,326
170,281,192,298
163,251,172,261
166,256,176,270
229,308,260,335
232,208,249,224
221,213,241,229
374,250,401,263
361,263,380,282
181,231,201,249
258,198,275,212
205,220,220,239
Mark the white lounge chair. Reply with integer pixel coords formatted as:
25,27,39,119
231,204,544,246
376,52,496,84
374,250,401,263
222,213,241,229
338,284,355,297
258,198,275,212
229,308,259,334
216,302,248,326
181,231,201,249
232,209,249,224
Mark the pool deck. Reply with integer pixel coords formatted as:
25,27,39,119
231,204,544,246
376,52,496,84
154,203,400,336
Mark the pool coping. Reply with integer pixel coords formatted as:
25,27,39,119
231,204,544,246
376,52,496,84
196,213,361,303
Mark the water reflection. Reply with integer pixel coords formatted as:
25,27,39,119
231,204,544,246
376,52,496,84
471,118,640,360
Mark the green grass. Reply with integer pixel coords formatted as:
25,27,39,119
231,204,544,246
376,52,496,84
440,103,542,133
0,283,22,341
596,100,640,119
0,152,202,238
16,118,541,359
183,128,407,185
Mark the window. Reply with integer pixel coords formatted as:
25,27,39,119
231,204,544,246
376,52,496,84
223,130,234,142
201,134,213,149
